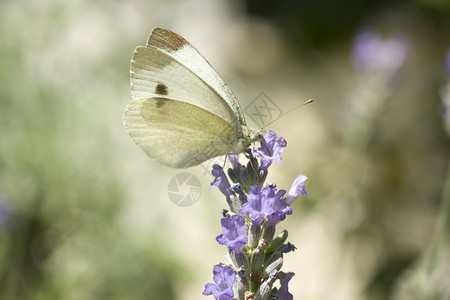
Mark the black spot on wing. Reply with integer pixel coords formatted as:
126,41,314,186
155,83,168,96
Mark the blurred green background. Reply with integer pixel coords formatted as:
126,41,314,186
1,0,449,299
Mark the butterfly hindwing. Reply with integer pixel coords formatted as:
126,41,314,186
123,97,240,168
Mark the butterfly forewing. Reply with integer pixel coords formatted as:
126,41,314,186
146,28,247,127
130,46,239,130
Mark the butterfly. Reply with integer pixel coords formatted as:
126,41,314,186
123,28,263,168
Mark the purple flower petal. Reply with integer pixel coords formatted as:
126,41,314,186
228,154,240,169
239,186,275,226
274,272,295,300
216,215,248,254
253,130,287,170
352,30,409,74
203,264,235,300
210,164,233,198
285,175,309,205
269,189,291,225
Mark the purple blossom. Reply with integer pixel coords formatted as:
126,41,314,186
253,130,287,170
207,129,309,298
240,186,275,226
203,264,236,300
352,30,409,74
274,272,295,300
216,215,248,254
210,164,233,198
285,175,309,205
267,189,292,226
266,214,280,229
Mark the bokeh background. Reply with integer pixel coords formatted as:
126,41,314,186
1,0,450,299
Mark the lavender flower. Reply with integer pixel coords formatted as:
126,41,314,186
239,186,275,226
285,175,310,205
274,272,295,300
216,215,248,254
270,188,291,223
206,130,309,299
203,264,236,300
253,130,287,170
441,49,450,135
352,30,410,75
210,164,233,198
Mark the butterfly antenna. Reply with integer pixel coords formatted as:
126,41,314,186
261,99,314,130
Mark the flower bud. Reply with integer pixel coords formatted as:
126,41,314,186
265,230,288,253
229,249,249,270
248,224,262,249
250,248,265,273
254,270,277,300
236,267,249,300
262,257,283,278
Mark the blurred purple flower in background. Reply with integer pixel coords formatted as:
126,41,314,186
440,48,450,135
352,30,410,76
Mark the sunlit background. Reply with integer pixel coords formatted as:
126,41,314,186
1,0,450,299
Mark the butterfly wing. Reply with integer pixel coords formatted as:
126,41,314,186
123,97,240,168
145,27,247,127
124,28,256,167
131,45,241,133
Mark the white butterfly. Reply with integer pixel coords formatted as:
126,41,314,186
123,28,263,168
